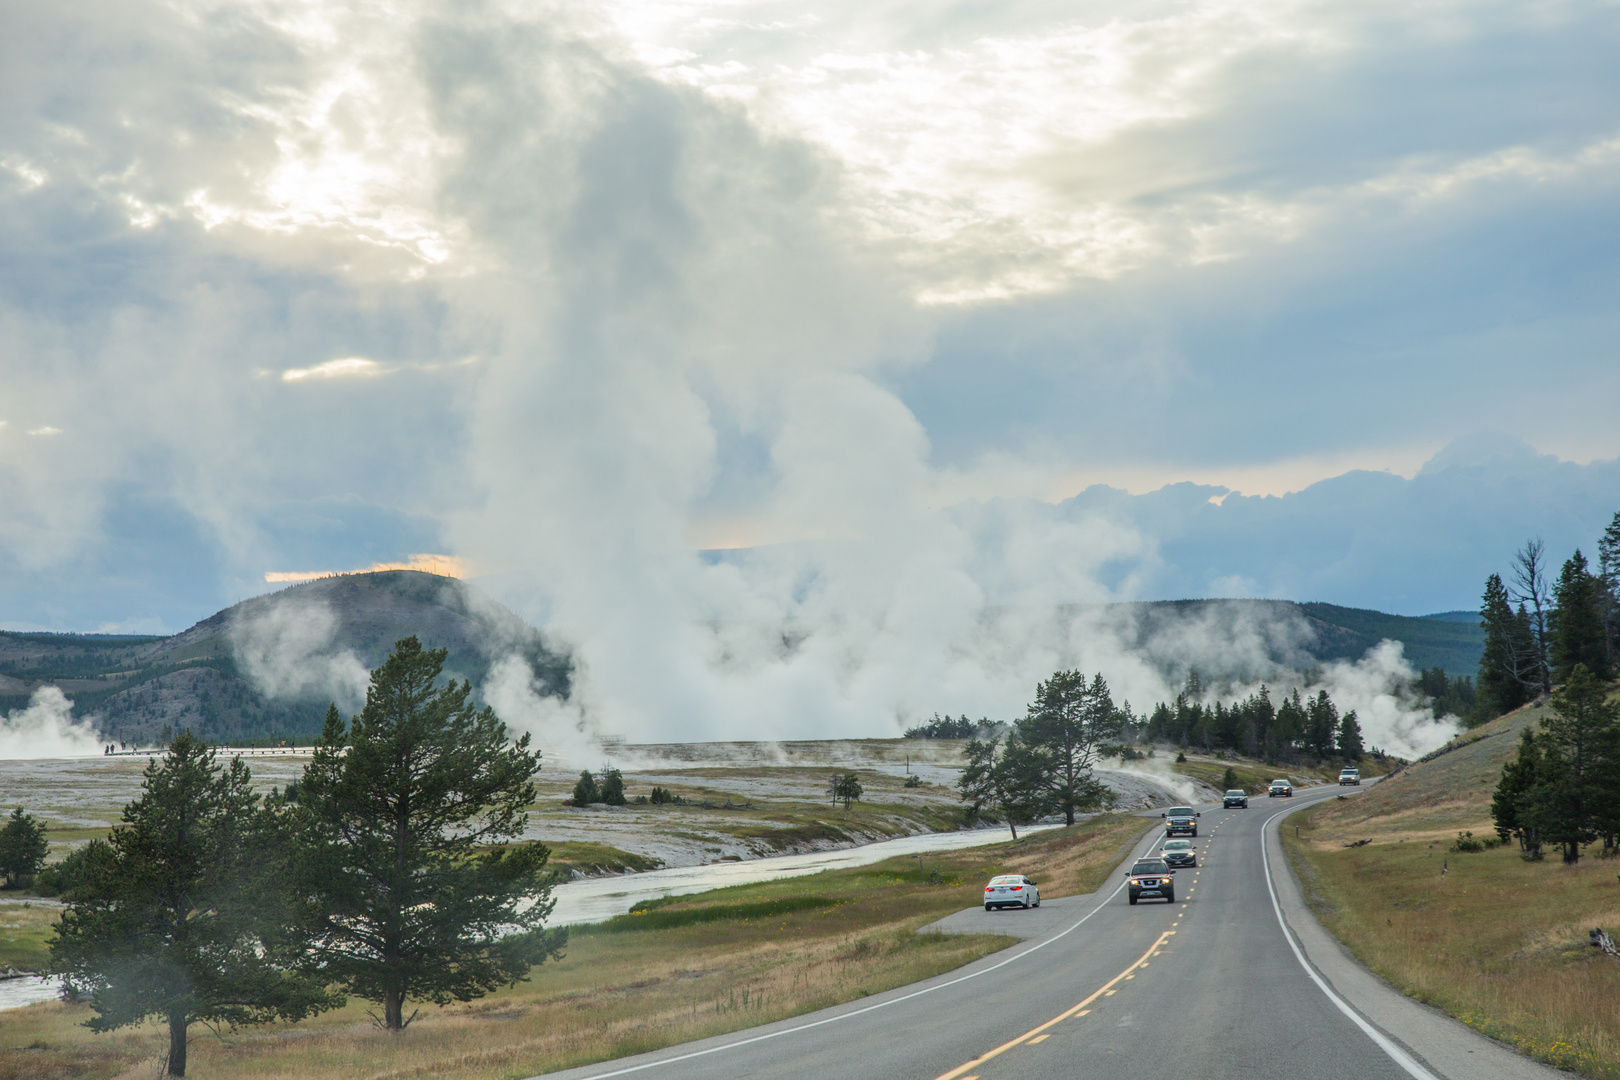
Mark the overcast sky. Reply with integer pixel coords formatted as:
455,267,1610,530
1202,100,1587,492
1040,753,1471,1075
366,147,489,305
2,0,1618,737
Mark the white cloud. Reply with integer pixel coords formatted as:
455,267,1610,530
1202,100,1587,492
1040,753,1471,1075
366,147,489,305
280,357,388,381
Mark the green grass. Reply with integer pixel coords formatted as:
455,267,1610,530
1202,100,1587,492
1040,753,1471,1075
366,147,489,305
542,841,665,876
1172,752,1397,796
590,896,841,933
0,900,58,972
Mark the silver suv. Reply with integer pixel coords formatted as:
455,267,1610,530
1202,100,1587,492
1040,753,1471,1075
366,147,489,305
1162,806,1200,836
1338,767,1361,786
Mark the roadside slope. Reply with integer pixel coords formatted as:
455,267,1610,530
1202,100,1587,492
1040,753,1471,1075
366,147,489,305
1284,694,1620,1079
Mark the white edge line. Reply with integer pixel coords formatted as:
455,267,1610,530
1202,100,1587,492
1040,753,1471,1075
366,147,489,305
563,822,1176,1079
1261,799,1442,1080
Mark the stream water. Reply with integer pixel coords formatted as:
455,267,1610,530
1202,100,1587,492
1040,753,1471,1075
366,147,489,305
547,821,1063,925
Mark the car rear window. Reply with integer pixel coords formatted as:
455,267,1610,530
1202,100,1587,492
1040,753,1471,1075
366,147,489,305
988,876,1021,885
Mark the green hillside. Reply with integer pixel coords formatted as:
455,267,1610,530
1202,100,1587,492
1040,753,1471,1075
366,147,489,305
1299,602,1483,677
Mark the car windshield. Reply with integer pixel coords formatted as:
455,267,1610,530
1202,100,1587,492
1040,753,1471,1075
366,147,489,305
1166,806,1194,816
1226,790,1245,796
1132,861,1169,875
1271,781,1288,787
1163,840,1192,850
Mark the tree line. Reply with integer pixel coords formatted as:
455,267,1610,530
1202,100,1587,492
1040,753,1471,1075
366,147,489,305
1476,511,1620,722
1139,671,1365,763
32,637,563,1077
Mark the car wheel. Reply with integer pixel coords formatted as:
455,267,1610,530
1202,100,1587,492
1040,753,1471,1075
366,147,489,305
1129,894,1138,905
985,904,993,911
1033,894,1040,907
1165,890,1175,903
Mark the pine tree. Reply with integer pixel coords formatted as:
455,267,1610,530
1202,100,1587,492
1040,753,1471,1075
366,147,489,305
1477,574,1535,718
957,732,1051,841
0,806,49,888
1336,710,1363,761
1019,671,1121,825
572,770,600,806
1598,510,1620,665
49,735,334,1076
1491,728,1543,857
292,637,564,1031
1551,550,1612,682
1305,691,1339,759
1523,665,1620,863
598,767,627,806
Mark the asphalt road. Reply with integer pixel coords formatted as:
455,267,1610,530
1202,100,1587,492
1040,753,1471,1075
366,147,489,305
539,784,1563,1080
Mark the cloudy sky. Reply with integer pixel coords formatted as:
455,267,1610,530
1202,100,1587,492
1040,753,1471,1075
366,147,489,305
3,0,1618,738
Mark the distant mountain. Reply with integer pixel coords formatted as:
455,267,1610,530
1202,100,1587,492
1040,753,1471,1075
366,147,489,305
0,571,571,744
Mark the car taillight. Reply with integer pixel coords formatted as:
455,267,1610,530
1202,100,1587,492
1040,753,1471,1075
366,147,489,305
1011,885,1022,890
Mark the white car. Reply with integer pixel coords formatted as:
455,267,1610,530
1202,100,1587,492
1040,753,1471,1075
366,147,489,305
984,874,1040,910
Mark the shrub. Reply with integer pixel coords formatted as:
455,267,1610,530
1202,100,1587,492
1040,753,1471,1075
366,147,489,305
904,774,922,788
1450,830,1485,853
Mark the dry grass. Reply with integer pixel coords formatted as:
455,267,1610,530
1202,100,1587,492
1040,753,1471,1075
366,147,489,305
1285,691,1620,1079
1173,751,1399,797
0,815,1148,1080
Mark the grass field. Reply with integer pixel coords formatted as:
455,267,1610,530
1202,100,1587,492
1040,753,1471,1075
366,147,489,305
0,814,1150,1080
0,901,59,972
1284,693,1620,1079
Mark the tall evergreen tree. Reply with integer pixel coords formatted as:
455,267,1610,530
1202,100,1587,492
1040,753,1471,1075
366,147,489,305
1491,728,1544,857
0,806,50,888
1305,691,1339,759
1336,710,1363,761
1018,671,1121,825
292,637,564,1031
1551,550,1612,682
1477,574,1536,718
1599,510,1620,664
50,735,333,1077
1523,665,1620,863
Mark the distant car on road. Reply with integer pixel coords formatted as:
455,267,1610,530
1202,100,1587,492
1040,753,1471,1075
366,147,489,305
1338,768,1361,785
1161,838,1196,868
1268,779,1293,798
984,874,1040,910
1223,789,1249,808
1162,805,1200,836
1127,859,1175,905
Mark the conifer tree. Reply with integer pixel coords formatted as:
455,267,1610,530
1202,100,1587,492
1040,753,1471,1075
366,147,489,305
1523,665,1620,863
1335,710,1363,761
50,735,333,1076
292,637,564,1031
1551,550,1612,682
1478,574,1535,718
1019,671,1121,825
1511,540,1553,694
1599,510,1620,663
0,806,49,888
1491,728,1544,857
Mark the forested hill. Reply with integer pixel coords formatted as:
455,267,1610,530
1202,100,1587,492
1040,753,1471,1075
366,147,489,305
0,571,571,745
1296,603,1483,675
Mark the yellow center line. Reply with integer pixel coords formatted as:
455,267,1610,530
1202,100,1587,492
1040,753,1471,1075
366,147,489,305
931,931,1175,1080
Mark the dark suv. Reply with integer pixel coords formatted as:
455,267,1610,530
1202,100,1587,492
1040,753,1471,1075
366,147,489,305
1127,859,1175,905
1223,789,1248,808
1162,806,1200,836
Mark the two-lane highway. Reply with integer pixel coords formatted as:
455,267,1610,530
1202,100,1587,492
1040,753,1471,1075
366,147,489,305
538,785,1540,1080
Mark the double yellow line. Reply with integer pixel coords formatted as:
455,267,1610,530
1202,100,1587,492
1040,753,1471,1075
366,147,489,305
932,929,1176,1080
